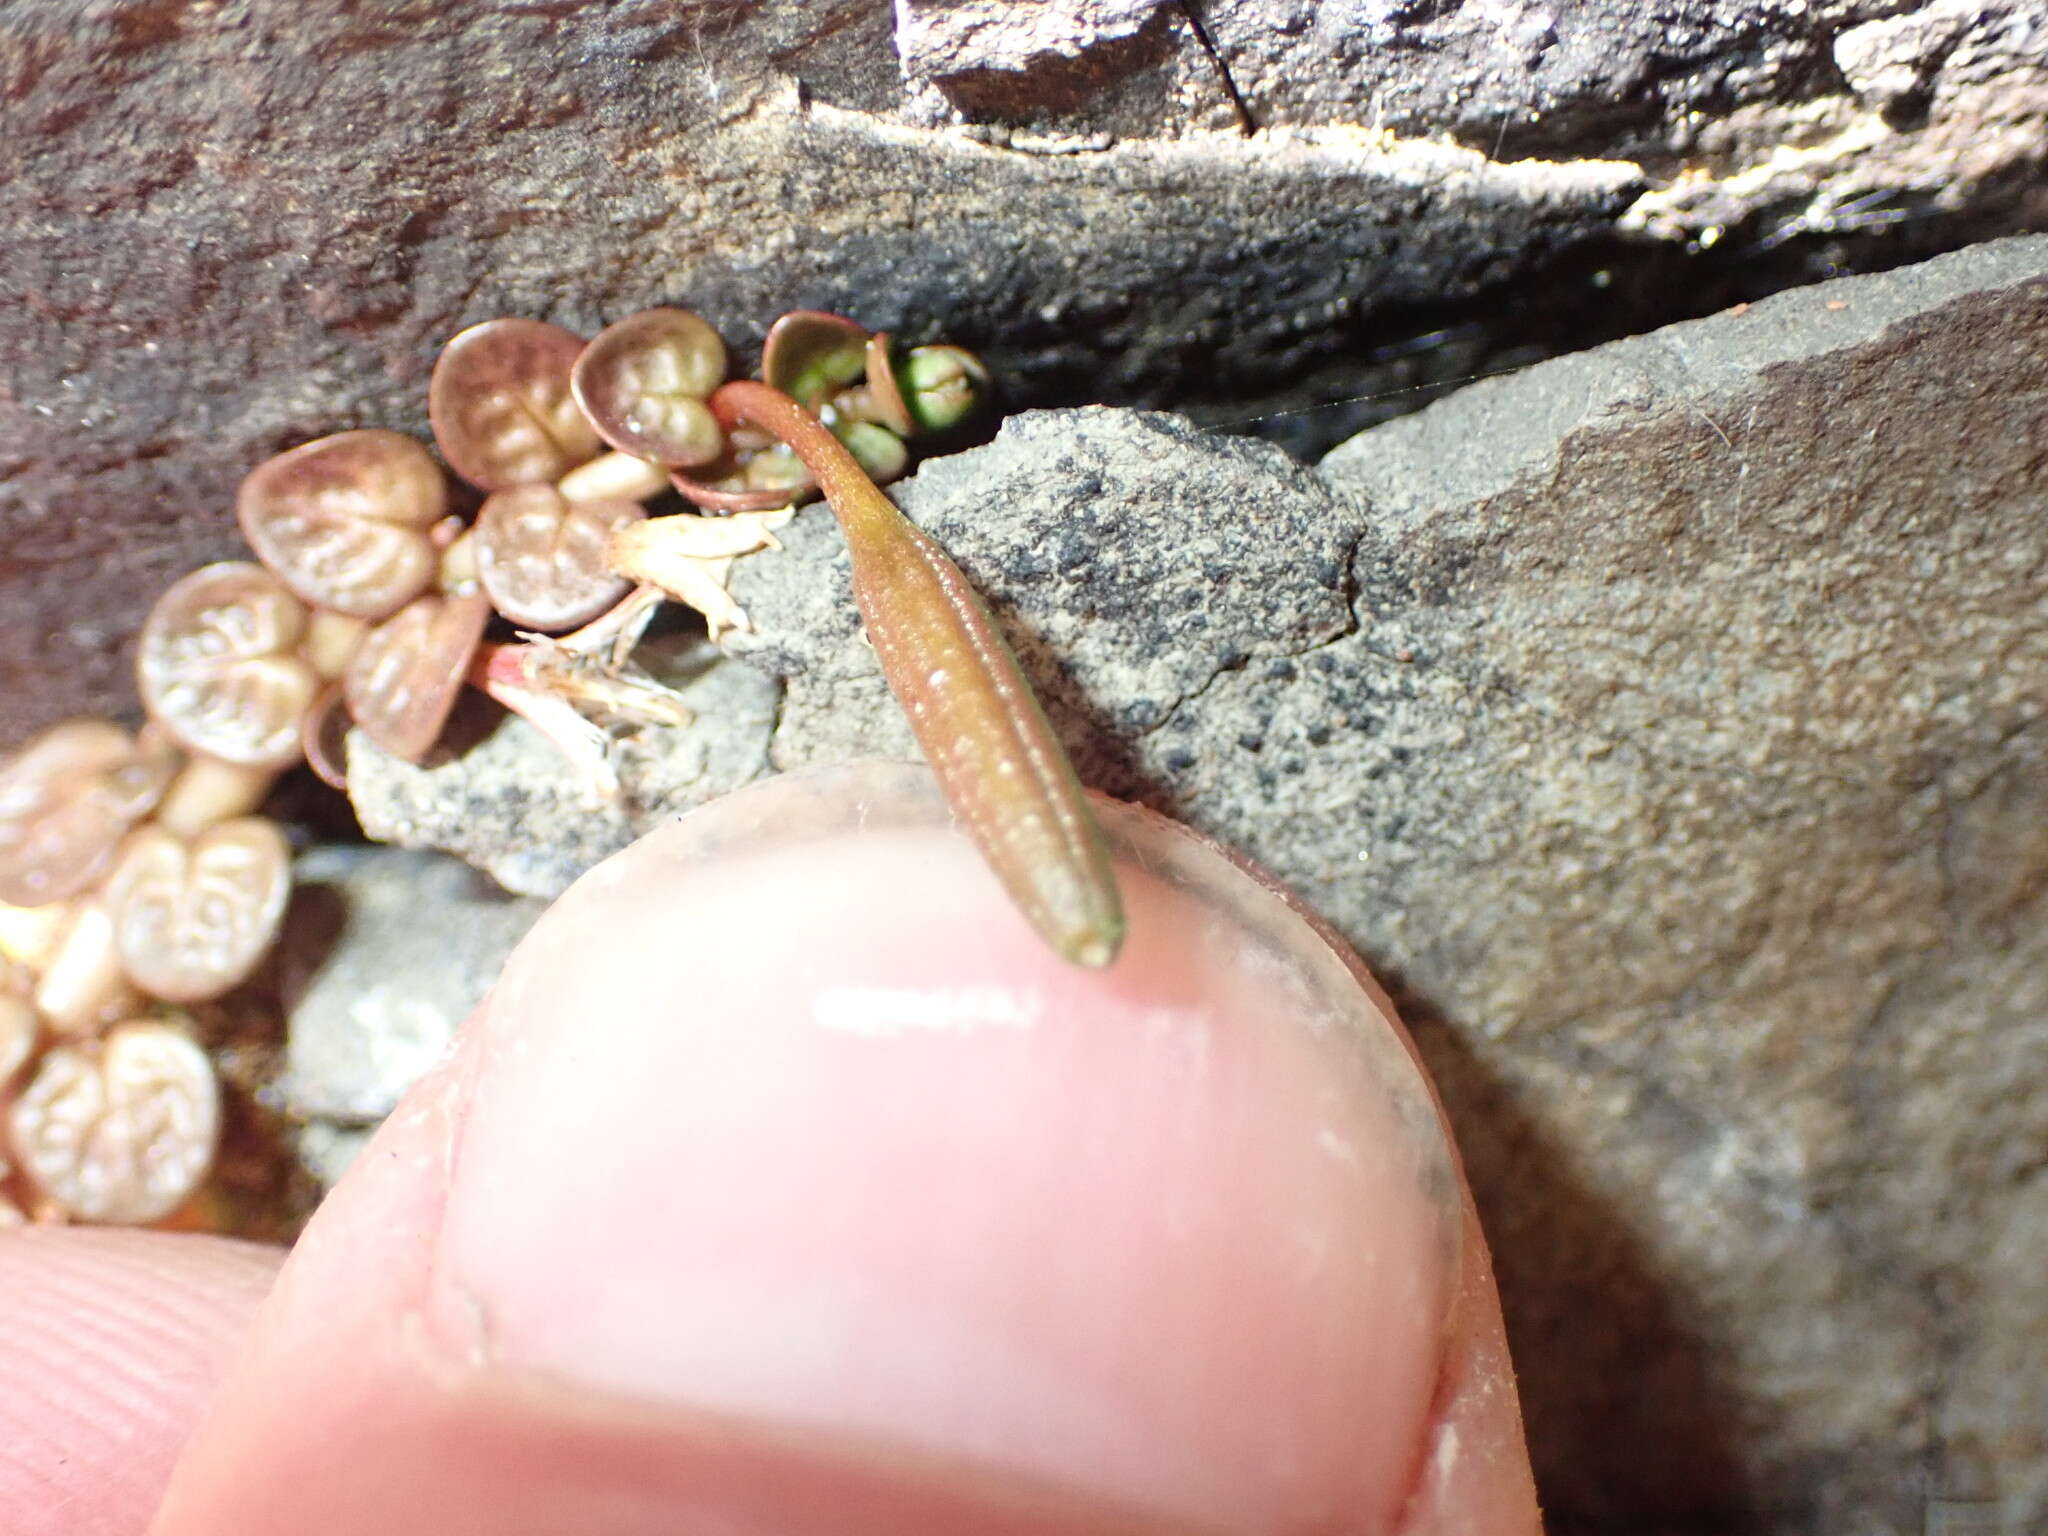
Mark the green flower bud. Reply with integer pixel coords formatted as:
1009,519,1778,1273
900,344,988,433
762,311,870,412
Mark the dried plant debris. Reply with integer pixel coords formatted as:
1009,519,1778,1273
606,507,792,640
0,300,1038,1232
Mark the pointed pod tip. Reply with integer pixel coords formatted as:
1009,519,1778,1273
1058,914,1126,970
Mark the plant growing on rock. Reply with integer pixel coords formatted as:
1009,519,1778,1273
428,318,605,491
0,720,177,908
138,563,322,776
236,429,452,622
0,298,1118,1231
105,818,293,1003
344,589,496,762
473,485,647,634
7,1019,221,1226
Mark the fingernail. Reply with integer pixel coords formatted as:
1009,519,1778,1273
436,761,1462,1530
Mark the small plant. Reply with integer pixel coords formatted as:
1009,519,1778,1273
0,302,1122,1229
473,485,646,633
236,429,451,621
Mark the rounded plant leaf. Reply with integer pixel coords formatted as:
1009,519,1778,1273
6,1020,220,1225
345,589,492,762
555,450,670,506
861,331,916,436
0,982,35,1091
429,318,602,490
761,310,870,411
571,308,729,467
237,429,448,620
0,720,178,908
475,485,644,632
31,893,132,1039
300,683,351,792
742,443,816,495
668,466,813,513
138,563,319,769
107,818,292,1003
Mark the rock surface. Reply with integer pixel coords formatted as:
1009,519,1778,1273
1310,236,2048,1534
3,1,2042,739
348,234,2048,1533
276,845,545,1128
347,636,779,898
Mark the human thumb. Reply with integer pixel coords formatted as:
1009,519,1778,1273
153,761,1538,1535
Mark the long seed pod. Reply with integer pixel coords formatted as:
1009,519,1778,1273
707,379,1123,969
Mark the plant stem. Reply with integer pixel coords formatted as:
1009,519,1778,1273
711,380,1125,969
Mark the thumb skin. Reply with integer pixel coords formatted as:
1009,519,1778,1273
152,762,1539,1535
0,1229,281,1535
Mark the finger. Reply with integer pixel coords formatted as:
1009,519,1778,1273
155,762,1536,1534
0,1228,281,1536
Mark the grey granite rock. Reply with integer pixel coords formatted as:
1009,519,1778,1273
489,234,2029,1534
346,636,779,898
894,0,1175,119
722,407,1359,787
4,1,2042,739
275,845,545,1127
1305,237,2048,1535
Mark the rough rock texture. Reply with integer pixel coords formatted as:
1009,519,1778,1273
895,0,1175,119
3,0,2041,741
725,410,1358,791
904,0,2048,222
347,636,778,898
351,235,2048,1532
1309,238,2048,1534
276,846,544,1128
